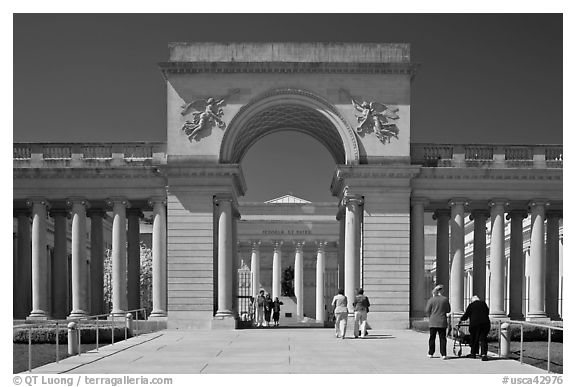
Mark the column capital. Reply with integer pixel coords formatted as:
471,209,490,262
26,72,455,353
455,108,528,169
528,199,550,209
106,197,130,209
147,196,167,207
26,197,50,210
213,194,234,205
66,197,91,211
411,197,429,206
272,240,283,251
506,209,528,220
343,195,364,212
250,240,261,251
448,198,469,208
315,240,328,252
469,209,490,221
432,208,451,220
489,198,510,208
294,240,305,252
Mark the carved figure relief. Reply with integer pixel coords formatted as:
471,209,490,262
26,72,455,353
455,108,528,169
181,97,227,141
351,98,400,144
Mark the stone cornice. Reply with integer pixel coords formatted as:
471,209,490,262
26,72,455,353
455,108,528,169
13,167,165,181
415,168,562,181
159,61,418,77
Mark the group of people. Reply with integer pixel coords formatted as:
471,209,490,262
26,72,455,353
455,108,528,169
249,289,284,327
250,283,490,362
425,284,491,361
331,288,371,339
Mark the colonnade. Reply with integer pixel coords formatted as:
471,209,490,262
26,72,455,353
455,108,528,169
13,197,167,320
216,194,363,322
247,239,329,321
410,198,562,321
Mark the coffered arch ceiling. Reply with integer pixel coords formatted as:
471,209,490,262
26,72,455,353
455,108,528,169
220,89,359,165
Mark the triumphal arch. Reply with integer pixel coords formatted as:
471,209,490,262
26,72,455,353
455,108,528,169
13,43,563,329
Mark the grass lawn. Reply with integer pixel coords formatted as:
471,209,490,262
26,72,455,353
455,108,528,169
13,343,98,373
487,342,562,374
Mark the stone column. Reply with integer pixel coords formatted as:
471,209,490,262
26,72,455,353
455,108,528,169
315,241,327,322
470,209,489,300
232,207,240,316
67,198,90,319
28,198,50,320
489,199,508,318
507,209,527,320
127,208,141,311
527,200,548,320
545,210,561,320
15,208,32,319
294,241,305,319
215,196,233,317
88,209,106,316
410,198,427,319
272,241,283,299
336,208,345,290
449,199,467,314
149,197,167,319
344,195,363,312
433,209,451,297
50,208,69,319
250,240,261,299
108,198,128,318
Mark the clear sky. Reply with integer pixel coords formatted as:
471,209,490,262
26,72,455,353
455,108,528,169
13,13,563,202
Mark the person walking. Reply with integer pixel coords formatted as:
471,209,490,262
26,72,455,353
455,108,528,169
272,297,284,327
255,290,265,327
331,289,349,339
353,288,370,338
459,295,491,361
263,293,274,327
425,284,451,359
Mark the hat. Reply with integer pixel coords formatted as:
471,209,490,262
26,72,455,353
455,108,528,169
433,284,444,293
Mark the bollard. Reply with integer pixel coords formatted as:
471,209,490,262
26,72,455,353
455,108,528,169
500,322,511,358
125,313,133,339
67,322,79,356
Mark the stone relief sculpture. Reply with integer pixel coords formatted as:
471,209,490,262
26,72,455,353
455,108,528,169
351,98,400,144
181,97,227,141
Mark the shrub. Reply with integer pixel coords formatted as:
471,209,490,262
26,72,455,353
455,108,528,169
411,320,562,343
13,324,132,344
488,323,563,343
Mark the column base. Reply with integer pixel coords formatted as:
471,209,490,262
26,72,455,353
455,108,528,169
149,311,168,319
489,312,509,320
508,313,525,321
526,314,550,322
215,310,233,318
108,310,127,320
26,310,49,321
67,310,89,320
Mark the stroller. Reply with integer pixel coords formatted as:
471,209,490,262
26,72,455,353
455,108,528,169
450,320,471,357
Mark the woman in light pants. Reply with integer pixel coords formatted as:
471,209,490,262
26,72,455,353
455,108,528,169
332,289,349,339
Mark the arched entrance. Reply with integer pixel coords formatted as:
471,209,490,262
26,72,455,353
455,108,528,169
220,89,353,327
220,88,360,165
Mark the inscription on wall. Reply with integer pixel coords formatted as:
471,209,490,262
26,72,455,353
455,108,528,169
262,229,311,235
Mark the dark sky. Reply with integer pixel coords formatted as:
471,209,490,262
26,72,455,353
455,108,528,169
13,14,563,201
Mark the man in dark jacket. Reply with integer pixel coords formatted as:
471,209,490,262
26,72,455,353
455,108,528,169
353,288,370,338
460,295,491,361
425,284,451,359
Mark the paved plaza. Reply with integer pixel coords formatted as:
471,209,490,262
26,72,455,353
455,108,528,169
30,328,544,374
